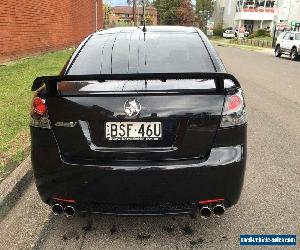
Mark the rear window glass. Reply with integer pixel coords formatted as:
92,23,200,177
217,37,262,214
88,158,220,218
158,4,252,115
67,32,215,75
139,33,215,73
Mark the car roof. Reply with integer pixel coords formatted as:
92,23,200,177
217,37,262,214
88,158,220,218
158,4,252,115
96,26,198,34
283,31,300,34
65,26,225,75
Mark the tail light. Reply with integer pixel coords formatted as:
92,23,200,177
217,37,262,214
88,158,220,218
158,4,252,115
32,97,47,116
220,89,247,128
30,96,50,128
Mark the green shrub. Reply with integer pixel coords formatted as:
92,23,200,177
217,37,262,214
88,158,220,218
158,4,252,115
248,34,255,39
213,27,225,37
255,29,270,37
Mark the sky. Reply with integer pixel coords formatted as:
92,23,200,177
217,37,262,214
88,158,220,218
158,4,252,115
104,0,128,6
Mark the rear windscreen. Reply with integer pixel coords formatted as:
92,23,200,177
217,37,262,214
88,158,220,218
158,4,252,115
66,32,215,75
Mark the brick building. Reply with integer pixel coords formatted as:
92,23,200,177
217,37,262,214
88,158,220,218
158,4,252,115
0,0,103,62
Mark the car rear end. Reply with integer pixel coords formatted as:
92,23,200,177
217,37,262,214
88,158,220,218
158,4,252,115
223,30,235,39
30,27,247,218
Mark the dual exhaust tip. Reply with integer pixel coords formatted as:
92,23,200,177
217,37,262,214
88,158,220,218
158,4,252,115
52,204,75,217
199,203,225,219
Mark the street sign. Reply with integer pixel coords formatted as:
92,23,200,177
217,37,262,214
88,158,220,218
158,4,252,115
276,22,290,31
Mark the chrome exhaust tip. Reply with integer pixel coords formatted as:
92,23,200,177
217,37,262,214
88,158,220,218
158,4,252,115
212,203,225,217
64,205,75,217
52,203,64,215
199,205,212,219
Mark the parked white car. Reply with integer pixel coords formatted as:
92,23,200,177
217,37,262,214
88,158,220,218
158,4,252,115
275,31,300,61
223,30,235,39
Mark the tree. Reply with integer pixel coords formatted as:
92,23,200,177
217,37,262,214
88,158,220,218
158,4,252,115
145,15,154,25
176,0,194,26
195,0,214,14
154,0,179,25
103,3,113,29
195,0,214,28
127,0,152,26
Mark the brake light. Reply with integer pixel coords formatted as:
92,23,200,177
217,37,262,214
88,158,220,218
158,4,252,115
220,89,247,127
32,97,46,115
30,96,50,129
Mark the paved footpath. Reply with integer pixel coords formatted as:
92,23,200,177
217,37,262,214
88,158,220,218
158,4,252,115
0,45,299,249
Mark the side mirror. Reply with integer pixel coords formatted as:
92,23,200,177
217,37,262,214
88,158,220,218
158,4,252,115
290,36,294,40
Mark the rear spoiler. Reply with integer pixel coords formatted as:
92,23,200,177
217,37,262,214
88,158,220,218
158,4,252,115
32,73,240,93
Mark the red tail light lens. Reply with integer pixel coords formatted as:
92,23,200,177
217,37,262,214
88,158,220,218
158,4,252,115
30,96,50,128
32,97,46,115
227,95,242,111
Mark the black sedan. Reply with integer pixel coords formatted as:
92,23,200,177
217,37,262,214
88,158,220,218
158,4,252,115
30,26,247,219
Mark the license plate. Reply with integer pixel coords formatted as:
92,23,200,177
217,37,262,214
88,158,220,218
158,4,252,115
105,122,162,141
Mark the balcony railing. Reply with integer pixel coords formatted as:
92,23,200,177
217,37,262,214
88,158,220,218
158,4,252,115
237,0,276,12
240,7,275,13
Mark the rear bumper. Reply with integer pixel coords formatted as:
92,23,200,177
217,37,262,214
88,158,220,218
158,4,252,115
31,126,246,214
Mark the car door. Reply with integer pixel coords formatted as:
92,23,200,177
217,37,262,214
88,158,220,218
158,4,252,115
286,33,295,52
280,32,291,52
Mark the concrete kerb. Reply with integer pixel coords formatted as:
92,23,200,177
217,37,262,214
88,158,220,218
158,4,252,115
0,156,33,221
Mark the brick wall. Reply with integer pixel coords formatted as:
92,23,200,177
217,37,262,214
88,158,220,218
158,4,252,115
0,0,103,62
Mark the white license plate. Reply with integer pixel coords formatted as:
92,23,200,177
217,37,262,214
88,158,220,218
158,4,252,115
105,122,162,141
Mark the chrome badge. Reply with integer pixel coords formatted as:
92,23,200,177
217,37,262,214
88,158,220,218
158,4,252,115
124,98,141,117
54,121,77,127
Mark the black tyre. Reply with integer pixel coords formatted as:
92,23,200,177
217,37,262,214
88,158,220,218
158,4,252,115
275,45,281,57
290,47,299,61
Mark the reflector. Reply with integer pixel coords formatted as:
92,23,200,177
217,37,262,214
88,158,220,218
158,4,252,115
52,197,76,203
198,198,225,205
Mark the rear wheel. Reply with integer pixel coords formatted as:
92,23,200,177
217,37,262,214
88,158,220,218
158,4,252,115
290,47,299,61
275,45,282,57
